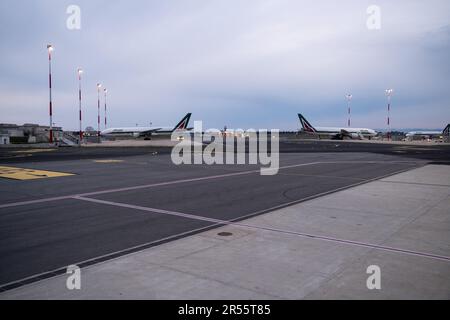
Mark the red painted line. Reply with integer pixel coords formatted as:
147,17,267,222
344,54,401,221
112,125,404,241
74,196,450,263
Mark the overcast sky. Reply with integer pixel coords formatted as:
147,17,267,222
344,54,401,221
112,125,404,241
0,0,449,130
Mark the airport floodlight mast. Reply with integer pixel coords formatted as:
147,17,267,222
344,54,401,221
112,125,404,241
385,89,394,140
77,68,83,145
97,83,102,143
346,94,353,127
47,44,54,143
104,88,108,130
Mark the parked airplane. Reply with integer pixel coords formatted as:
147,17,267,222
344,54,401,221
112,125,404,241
298,114,377,140
100,113,192,140
405,125,448,140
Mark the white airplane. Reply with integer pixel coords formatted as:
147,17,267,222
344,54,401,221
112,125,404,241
405,128,445,140
298,114,377,140
100,113,192,140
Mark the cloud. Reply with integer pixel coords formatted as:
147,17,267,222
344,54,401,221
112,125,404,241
0,0,449,130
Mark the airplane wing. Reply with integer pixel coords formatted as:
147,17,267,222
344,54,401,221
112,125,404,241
340,129,364,140
137,128,163,137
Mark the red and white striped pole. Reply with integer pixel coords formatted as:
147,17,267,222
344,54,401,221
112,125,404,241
97,83,102,143
387,97,390,140
385,89,394,141
104,88,108,129
77,68,83,145
47,45,54,143
346,94,352,127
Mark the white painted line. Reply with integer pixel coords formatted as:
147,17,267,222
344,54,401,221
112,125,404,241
0,161,418,209
0,164,283,209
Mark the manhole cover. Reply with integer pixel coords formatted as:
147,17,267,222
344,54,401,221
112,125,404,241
218,232,233,237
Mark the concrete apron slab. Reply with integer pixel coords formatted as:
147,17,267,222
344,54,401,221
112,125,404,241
1,165,449,300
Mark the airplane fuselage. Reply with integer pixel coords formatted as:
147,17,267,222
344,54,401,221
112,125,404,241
405,131,442,137
101,127,174,137
100,113,192,139
310,126,377,139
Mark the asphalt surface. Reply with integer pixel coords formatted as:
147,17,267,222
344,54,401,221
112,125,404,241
1,139,450,163
0,140,449,290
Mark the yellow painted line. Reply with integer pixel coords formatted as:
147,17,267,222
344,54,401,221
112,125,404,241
0,166,74,181
12,149,56,154
93,160,124,163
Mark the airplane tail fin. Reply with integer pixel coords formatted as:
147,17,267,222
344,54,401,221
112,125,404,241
443,124,450,135
298,114,317,133
173,113,192,131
